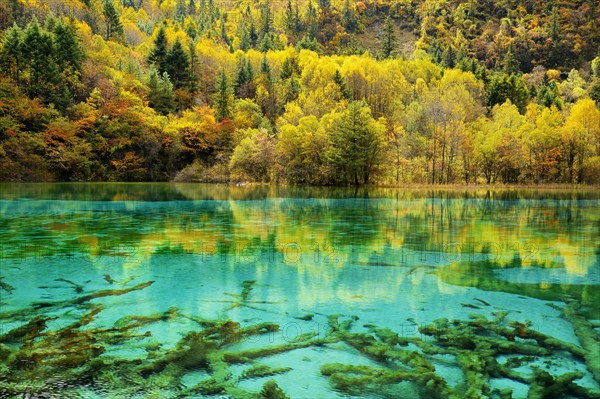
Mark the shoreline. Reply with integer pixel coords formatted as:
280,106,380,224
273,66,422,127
1,181,599,190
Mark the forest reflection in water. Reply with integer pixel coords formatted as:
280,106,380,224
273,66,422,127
0,183,598,398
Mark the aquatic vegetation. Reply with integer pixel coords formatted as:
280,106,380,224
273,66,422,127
259,380,290,399
550,300,600,384
527,370,597,399
0,277,15,293
319,311,600,399
0,280,319,398
1,187,599,398
294,314,314,321
241,364,293,379
0,271,599,398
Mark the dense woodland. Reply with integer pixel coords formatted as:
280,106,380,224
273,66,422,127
0,0,599,185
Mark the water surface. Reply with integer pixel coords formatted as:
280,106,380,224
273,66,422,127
1,184,599,398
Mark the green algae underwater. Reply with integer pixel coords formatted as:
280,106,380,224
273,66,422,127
0,183,599,399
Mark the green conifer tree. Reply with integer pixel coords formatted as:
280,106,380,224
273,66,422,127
334,69,351,99
342,0,358,33
239,23,251,51
175,0,186,22
379,16,397,59
260,0,273,37
220,14,230,45
235,56,255,98
0,24,23,84
501,46,519,74
103,0,124,41
165,38,196,92
214,69,232,121
148,24,168,74
22,17,60,102
305,0,318,40
318,0,331,10
53,21,84,72
148,69,176,114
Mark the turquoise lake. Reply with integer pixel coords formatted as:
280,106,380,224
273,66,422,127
0,183,599,398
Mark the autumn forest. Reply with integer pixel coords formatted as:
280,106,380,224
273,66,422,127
1,0,599,185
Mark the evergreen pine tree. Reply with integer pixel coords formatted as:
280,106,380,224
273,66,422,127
295,34,320,52
214,69,232,121
187,40,199,93
235,56,254,98
235,57,249,95
284,75,300,102
379,16,397,59
0,24,23,84
22,17,60,102
165,38,196,92
442,45,455,67
239,23,251,51
260,0,273,37
501,46,519,74
249,16,258,47
185,20,198,39
280,57,293,80
537,78,562,109
592,57,600,78
342,0,358,33
334,69,351,99
305,0,318,40
282,0,302,36
53,21,84,72
283,0,296,35
258,55,277,120
175,0,186,22
470,58,478,74
44,14,57,32
280,55,299,80
244,58,254,81
294,0,302,34
244,59,255,97
318,0,331,9
147,66,160,106
260,55,271,77
429,38,443,63
486,73,530,113
52,20,85,107
549,6,560,42
220,14,230,45
148,68,176,114
122,0,137,9
547,6,564,67
148,24,168,74
259,32,279,52
103,0,124,41
327,101,385,185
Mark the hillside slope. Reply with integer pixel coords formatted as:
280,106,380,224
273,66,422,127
0,0,599,184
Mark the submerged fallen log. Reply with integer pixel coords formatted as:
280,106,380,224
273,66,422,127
319,311,600,399
1,279,599,399
550,300,600,385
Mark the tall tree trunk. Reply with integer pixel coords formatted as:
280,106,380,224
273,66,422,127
431,135,436,185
